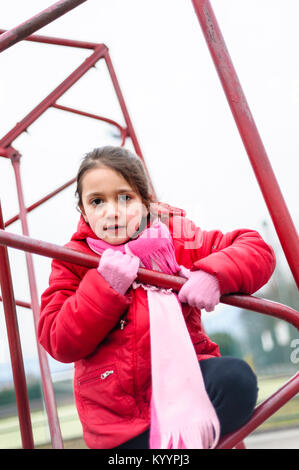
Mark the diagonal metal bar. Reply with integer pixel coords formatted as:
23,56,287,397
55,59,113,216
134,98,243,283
217,372,299,449
0,45,107,148
0,28,98,50
0,296,31,309
4,176,76,228
191,0,299,289
52,103,127,145
0,0,87,53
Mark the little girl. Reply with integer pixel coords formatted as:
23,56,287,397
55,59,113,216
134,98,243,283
38,146,276,449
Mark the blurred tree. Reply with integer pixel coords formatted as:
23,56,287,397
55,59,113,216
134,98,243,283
209,331,243,358
238,265,299,374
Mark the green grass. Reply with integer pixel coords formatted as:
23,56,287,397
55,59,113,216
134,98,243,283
255,375,299,433
0,374,298,449
0,403,84,449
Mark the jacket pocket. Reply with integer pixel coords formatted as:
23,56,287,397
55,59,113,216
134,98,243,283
77,363,136,425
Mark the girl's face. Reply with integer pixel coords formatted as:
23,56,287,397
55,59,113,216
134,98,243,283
80,166,148,245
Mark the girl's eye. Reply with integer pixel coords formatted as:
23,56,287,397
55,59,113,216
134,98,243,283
91,198,103,206
118,194,131,203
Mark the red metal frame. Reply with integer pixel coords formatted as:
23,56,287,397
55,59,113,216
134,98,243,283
191,0,299,290
0,0,298,449
0,227,298,449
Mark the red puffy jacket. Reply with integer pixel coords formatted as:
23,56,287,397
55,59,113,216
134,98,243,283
38,208,275,448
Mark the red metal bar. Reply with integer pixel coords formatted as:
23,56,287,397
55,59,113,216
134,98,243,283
191,0,299,289
0,0,87,53
217,372,299,449
234,441,246,449
52,103,127,145
0,29,99,50
0,228,99,268
0,147,13,158
0,227,298,329
0,296,31,309
221,294,299,331
4,176,76,228
0,203,34,449
104,50,158,201
11,156,64,449
0,45,107,149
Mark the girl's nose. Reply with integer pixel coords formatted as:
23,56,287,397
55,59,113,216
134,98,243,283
102,201,121,219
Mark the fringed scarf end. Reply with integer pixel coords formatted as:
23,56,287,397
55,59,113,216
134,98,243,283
156,421,220,450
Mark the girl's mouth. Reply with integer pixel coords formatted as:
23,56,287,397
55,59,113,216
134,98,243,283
105,225,126,232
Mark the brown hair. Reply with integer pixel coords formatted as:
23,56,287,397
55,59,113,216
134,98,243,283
75,146,152,212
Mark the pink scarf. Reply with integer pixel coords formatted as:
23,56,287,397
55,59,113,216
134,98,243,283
86,221,220,449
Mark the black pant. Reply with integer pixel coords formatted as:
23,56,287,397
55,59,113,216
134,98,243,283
115,356,258,449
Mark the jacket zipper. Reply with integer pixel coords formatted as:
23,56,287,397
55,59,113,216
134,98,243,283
79,370,114,385
100,370,114,379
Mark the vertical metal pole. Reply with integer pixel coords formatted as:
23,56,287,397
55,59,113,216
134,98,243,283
0,202,34,449
191,0,299,288
10,154,64,449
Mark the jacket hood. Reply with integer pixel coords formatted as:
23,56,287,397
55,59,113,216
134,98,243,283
71,202,186,242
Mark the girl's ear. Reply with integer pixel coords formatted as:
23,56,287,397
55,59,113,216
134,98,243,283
79,204,89,224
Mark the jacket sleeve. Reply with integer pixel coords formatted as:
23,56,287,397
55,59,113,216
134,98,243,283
38,258,132,363
171,216,276,295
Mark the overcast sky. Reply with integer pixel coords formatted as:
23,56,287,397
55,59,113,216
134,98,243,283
0,0,298,365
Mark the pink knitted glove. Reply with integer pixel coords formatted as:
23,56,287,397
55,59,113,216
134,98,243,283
178,266,221,312
98,248,140,295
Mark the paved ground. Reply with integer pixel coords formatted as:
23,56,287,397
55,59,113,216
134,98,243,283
244,428,299,449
